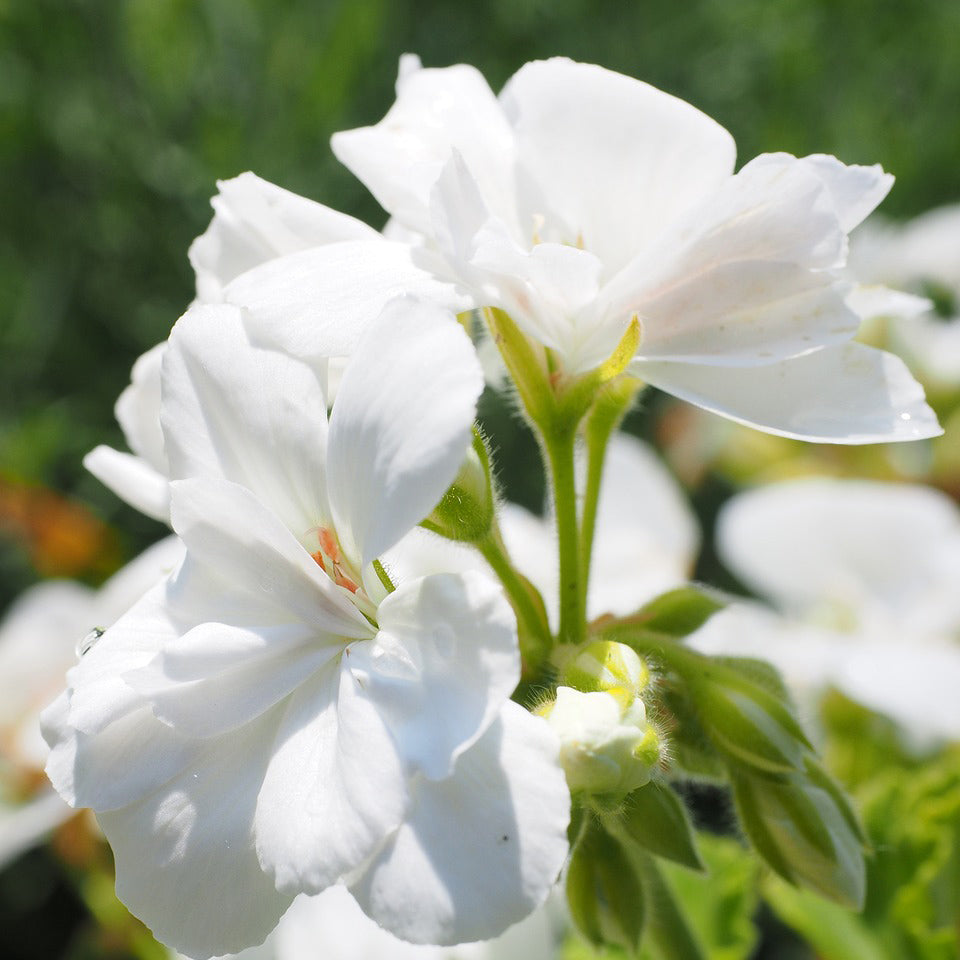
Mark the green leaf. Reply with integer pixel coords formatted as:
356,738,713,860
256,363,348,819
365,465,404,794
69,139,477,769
567,818,646,954
651,835,761,960
620,586,727,639
712,656,792,701
763,875,887,960
612,782,705,872
732,768,866,909
632,850,708,960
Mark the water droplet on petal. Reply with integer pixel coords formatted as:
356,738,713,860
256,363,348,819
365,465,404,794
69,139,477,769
76,627,105,659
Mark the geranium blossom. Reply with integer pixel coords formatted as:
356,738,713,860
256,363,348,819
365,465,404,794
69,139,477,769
85,171,471,523
329,55,939,443
0,536,182,867
691,477,960,741
43,298,569,958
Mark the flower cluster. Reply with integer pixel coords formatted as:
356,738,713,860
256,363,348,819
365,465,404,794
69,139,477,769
36,54,943,960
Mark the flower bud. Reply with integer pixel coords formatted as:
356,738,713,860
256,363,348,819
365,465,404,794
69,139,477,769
422,429,495,542
732,763,866,909
538,686,662,797
562,640,651,705
692,660,811,774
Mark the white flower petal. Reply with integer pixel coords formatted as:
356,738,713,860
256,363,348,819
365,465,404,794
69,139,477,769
59,583,181,738
45,683,203,813
270,886,565,960
633,342,941,443
115,342,167,472
254,664,408,895
351,572,519,781
603,156,862,365
332,61,515,234
98,707,293,960
93,535,185,622
380,526,490,585
169,477,371,640
845,284,931,322
835,643,960,742
500,58,736,276
128,635,338,740
351,701,569,946
327,297,483,568
162,304,331,537
189,172,378,302
83,445,170,521
633,265,857,367
717,478,960,631
273,888,453,960
750,153,893,233
225,240,472,363
688,602,843,696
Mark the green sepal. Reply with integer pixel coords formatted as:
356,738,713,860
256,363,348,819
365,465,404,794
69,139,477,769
567,818,647,954
693,658,813,775
421,427,496,543
482,306,553,426
599,586,727,639
732,767,866,909
610,781,705,872
657,685,728,781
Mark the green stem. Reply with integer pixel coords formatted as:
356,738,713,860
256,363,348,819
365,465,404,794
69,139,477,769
478,526,552,674
579,379,641,615
544,421,584,646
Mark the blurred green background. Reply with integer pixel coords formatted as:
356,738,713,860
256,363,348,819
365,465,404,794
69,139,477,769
0,0,958,957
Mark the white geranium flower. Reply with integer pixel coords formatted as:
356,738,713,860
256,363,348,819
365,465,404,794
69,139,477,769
330,55,939,443
177,886,565,960
849,203,960,388
500,432,699,626
43,298,569,958
85,171,471,522
0,536,182,867
691,477,960,741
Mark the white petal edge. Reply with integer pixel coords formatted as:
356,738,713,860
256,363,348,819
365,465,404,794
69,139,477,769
632,342,941,444
189,171,378,302
327,296,483,568
84,445,170,522
224,240,473,363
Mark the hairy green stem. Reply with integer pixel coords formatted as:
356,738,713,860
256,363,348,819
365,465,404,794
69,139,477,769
579,379,641,614
478,527,552,673
544,422,584,646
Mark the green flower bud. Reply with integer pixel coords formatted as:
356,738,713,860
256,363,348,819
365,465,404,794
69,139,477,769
732,765,866,909
692,660,812,774
562,640,651,704
422,429,495,542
